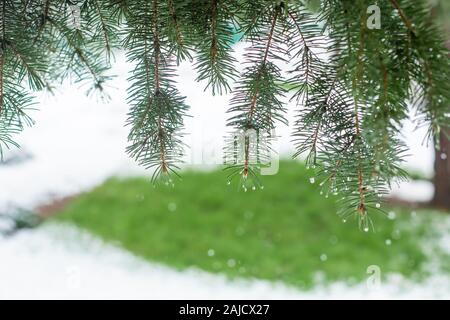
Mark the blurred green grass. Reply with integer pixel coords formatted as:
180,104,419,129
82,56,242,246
53,161,448,288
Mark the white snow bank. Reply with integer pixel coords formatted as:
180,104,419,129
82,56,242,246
0,224,298,300
1,223,449,300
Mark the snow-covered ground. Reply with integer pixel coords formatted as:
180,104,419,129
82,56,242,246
1,223,449,300
0,44,447,299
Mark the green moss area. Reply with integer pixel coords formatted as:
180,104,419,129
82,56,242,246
53,160,449,288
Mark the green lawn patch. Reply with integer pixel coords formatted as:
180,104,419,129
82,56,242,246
53,160,448,288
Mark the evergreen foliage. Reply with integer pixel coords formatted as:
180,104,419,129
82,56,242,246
0,0,449,228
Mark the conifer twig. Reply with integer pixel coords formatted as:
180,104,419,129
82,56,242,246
390,0,417,36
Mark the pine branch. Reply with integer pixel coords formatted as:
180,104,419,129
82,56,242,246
8,43,46,90
0,51,4,117
0,0,448,230
167,0,190,62
241,7,278,179
47,16,110,94
352,13,366,218
193,0,238,95
390,0,417,36
0,0,39,159
91,0,114,61
151,0,168,174
287,6,339,164
0,0,5,118
33,0,51,44
225,3,287,189
125,0,189,182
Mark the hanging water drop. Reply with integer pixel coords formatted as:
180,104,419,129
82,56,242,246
375,203,381,208
309,177,315,184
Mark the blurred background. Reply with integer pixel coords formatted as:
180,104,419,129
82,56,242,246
0,0,449,299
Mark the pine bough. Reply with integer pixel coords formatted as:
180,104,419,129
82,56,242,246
0,0,449,229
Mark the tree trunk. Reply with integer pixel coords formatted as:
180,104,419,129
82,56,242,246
431,32,450,211
432,128,450,210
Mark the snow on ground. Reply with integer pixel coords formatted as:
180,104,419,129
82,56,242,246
1,223,449,300
0,44,445,299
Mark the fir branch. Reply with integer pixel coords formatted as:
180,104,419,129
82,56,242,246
33,0,51,44
246,5,278,123
91,0,113,60
125,0,189,182
0,0,4,116
167,0,190,62
151,0,168,174
210,0,220,64
193,0,238,95
0,0,39,158
0,52,4,117
48,17,109,93
8,43,46,90
287,4,348,167
225,3,287,189
390,0,417,36
240,6,278,178
0,0,447,230
351,8,367,218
